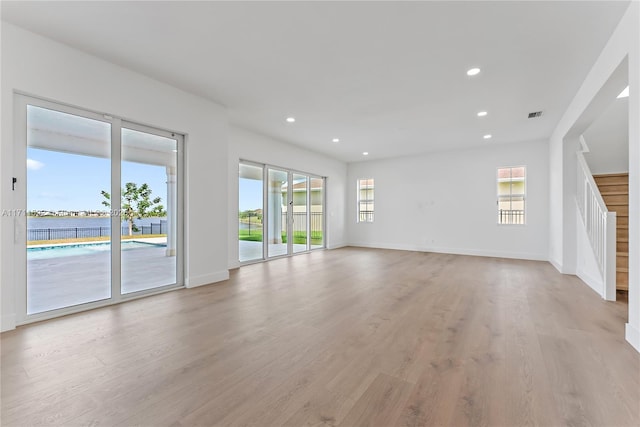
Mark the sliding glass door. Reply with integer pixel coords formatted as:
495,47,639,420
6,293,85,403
238,162,264,262
292,174,308,254
239,161,325,263
121,125,179,294
310,177,324,249
26,105,112,314
18,95,182,321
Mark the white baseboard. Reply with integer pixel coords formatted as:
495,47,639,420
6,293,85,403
186,270,229,288
327,243,348,250
626,323,640,353
1,313,16,332
348,242,548,262
549,258,563,273
576,268,604,298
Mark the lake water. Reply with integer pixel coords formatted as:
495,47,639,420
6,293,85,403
28,217,167,229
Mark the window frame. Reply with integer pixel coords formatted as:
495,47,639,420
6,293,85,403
14,93,184,326
497,166,526,225
357,178,375,223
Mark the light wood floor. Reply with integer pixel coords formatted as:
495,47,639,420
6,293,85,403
2,248,639,426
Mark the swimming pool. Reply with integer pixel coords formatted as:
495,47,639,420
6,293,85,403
27,241,166,260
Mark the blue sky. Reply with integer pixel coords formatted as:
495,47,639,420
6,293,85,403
27,147,168,211
239,178,263,212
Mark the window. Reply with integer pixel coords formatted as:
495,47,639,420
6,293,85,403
357,178,374,222
497,166,525,224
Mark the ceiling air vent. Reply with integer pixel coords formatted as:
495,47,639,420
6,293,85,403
528,111,543,118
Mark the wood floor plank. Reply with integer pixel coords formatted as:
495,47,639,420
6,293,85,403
337,373,415,427
1,248,638,426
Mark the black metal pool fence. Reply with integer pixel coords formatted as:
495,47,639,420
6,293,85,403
28,221,167,241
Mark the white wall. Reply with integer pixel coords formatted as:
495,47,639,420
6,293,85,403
227,126,348,269
584,98,629,174
548,2,639,352
575,209,605,296
1,23,229,331
347,140,549,260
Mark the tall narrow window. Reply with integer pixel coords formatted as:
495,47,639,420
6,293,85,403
497,166,525,224
357,178,374,222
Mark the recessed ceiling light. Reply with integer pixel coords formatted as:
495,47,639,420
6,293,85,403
467,67,481,76
332,138,340,143
477,111,488,117
617,86,629,98
172,149,178,152
362,152,369,156
483,134,492,140
286,117,296,123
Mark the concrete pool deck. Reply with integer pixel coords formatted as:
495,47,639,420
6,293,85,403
26,238,323,315
27,238,176,314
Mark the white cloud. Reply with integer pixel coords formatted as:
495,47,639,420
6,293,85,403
27,158,44,170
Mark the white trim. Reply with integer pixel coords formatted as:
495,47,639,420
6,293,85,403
626,323,640,352
111,116,123,304
327,243,348,250
549,258,563,273
15,284,183,327
186,270,229,288
1,314,17,332
576,268,604,297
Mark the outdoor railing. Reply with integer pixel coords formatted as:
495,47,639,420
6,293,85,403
28,221,167,241
284,212,324,239
498,209,525,224
358,211,374,222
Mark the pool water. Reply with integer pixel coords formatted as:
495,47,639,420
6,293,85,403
27,241,166,260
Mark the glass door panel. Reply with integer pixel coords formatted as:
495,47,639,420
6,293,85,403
26,105,112,314
121,127,178,294
292,174,308,253
239,163,264,262
310,177,324,249
267,168,288,257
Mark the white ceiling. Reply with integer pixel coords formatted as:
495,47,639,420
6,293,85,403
1,1,630,163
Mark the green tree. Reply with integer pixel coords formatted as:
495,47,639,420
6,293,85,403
101,183,166,236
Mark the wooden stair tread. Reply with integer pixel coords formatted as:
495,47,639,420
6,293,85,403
617,267,629,273
604,200,628,205
617,252,629,257
600,190,628,195
594,173,629,187
593,173,629,178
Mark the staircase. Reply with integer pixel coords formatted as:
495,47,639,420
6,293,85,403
594,173,629,291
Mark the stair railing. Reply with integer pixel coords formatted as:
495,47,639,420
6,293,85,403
576,142,616,300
